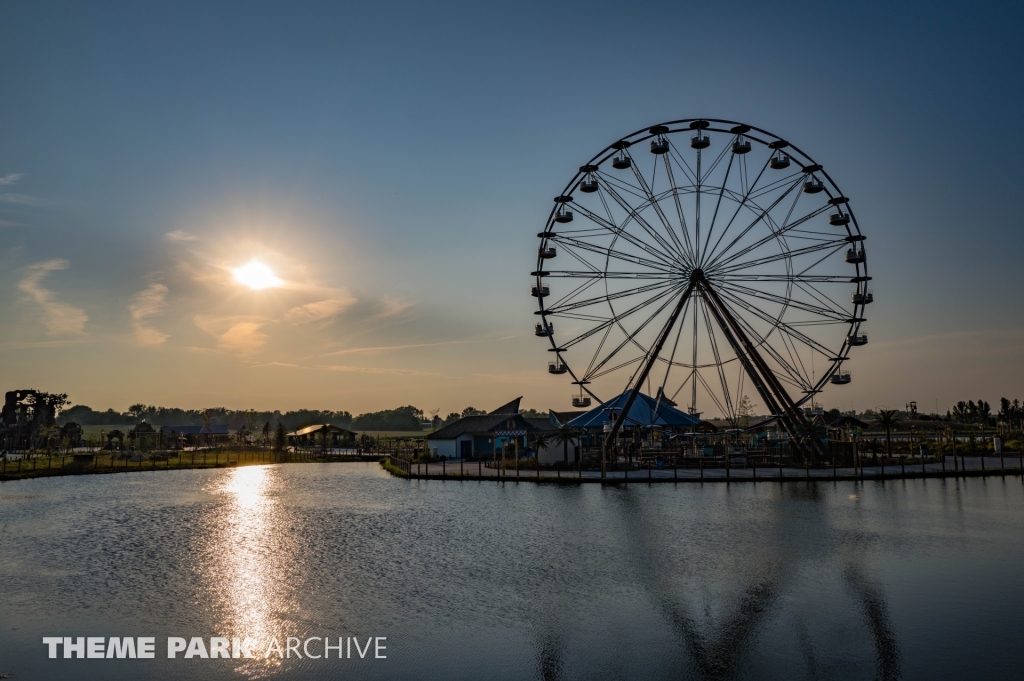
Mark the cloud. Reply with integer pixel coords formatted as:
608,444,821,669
373,296,413,320
165,230,198,242
284,296,357,324
128,283,169,346
0,173,24,186
195,315,269,355
320,339,467,357
218,322,268,354
319,364,438,376
17,259,88,336
0,193,46,206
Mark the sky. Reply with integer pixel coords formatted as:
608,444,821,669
1,0,1023,417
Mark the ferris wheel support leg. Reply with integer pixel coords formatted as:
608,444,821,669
601,280,696,479
698,274,826,463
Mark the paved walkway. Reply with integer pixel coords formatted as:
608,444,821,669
408,455,1024,483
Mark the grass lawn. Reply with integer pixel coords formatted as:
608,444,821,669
356,430,428,439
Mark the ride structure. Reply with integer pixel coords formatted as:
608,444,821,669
532,119,870,476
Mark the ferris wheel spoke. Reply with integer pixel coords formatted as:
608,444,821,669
712,239,846,275
666,145,699,187
544,280,676,315
558,284,685,351
590,177,689,264
716,287,835,358
657,293,692,399
747,170,805,200
659,156,698,261
545,270,677,280
587,356,643,381
700,155,773,268
545,275,604,313
582,285,688,381
701,174,805,270
625,157,694,264
698,153,736,268
554,237,678,273
698,139,733,186
714,281,848,321
698,297,736,422
717,273,853,283
707,204,833,271
712,296,811,391
569,200,683,267
792,279,849,316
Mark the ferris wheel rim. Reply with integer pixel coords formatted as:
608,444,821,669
534,119,869,419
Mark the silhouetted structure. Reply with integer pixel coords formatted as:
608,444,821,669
1,389,68,452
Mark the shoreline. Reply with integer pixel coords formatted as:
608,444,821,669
383,456,1024,485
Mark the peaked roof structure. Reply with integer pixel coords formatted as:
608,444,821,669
567,391,702,430
427,397,555,440
290,424,357,437
489,397,522,415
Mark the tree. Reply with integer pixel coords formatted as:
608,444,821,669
552,423,578,466
737,395,754,429
977,400,992,427
127,403,149,420
274,422,287,453
262,421,271,444
876,409,901,458
530,431,550,459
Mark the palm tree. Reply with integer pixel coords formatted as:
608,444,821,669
530,431,550,455
876,409,901,459
552,423,578,466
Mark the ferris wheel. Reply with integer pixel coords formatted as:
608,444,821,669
532,119,870,441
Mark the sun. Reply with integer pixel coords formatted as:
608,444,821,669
232,260,282,290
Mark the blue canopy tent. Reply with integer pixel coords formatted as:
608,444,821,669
567,392,702,430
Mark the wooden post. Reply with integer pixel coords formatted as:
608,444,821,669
442,459,445,478
699,458,703,481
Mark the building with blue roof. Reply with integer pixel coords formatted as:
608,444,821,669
567,391,702,431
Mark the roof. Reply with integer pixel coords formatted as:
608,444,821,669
290,424,356,437
489,397,522,415
550,410,587,426
428,413,553,440
525,417,557,432
823,414,870,429
567,391,702,429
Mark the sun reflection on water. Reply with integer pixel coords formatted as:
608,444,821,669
197,465,291,676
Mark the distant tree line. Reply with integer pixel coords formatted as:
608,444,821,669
56,403,429,432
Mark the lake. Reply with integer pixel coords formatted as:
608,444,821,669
1,462,1023,680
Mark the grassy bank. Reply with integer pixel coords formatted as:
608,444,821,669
379,456,410,478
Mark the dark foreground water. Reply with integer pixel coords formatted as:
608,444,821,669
1,463,1023,681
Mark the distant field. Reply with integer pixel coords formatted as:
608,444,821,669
356,430,428,439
